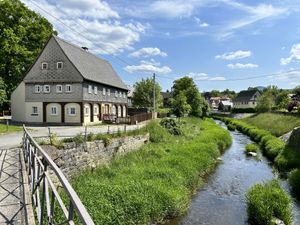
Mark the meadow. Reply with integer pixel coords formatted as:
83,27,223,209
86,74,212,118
242,113,300,137
71,118,231,225
0,123,22,134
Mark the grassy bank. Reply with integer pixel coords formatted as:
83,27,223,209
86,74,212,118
242,113,300,137
0,123,22,134
71,118,231,225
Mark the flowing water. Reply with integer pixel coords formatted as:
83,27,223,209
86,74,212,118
166,120,300,225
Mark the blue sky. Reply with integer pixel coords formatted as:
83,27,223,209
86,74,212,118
22,0,300,91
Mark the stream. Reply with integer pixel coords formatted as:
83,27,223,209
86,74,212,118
166,120,300,225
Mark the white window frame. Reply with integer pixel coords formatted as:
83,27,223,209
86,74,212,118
94,106,98,114
43,85,50,93
115,90,118,97
123,92,126,98
107,89,110,96
85,106,90,115
42,62,48,70
56,85,63,93
50,106,58,115
57,62,63,69
66,84,72,93
119,91,122,98
69,107,76,116
94,86,98,94
32,106,38,115
34,85,42,93
88,85,92,94
103,88,106,95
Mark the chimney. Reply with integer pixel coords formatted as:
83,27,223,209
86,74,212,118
82,47,88,51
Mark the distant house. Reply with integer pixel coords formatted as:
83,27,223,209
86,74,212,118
11,35,128,125
209,96,231,110
161,91,171,108
233,90,260,109
219,100,233,112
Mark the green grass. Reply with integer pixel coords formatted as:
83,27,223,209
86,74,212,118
246,179,293,225
243,113,300,137
288,169,300,199
245,144,259,153
71,118,231,225
0,123,22,134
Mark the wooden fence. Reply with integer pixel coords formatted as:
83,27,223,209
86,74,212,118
102,113,154,125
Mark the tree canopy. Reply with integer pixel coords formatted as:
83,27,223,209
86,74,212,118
132,78,163,110
171,76,209,117
0,0,56,109
256,92,274,112
170,91,191,117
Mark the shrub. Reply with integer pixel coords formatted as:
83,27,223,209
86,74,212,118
73,133,85,144
159,118,182,135
245,144,259,153
288,169,300,199
231,108,256,113
86,132,95,142
246,180,293,225
227,123,236,131
275,146,300,171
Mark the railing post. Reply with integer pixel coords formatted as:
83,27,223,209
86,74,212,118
40,159,47,224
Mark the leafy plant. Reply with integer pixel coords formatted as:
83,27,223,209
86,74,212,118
245,144,259,153
159,118,182,135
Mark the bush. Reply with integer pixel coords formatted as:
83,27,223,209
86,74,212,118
231,108,256,113
159,118,182,135
288,169,300,198
245,144,259,153
227,123,236,131
275,146,300,171
72,133,85,144
246,180,293,225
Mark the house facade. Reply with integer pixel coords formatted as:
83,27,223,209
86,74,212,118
233,90,260,109
11,35,128,125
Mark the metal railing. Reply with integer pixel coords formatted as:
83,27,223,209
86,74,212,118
22,125,95,225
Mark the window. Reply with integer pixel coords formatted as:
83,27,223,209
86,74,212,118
32,106,38,115
119,92,122,98
88,85,92,94
51,106,57,115
56,85,63,93
34,85,42,93
66,84,72,93
57,62,63,69
107,89,110,96
103,88,106,95
115,90,118,97
85,106,90,115
94,106,98,114
123,92,126,98
94,86,98,94
42,62,48,70
69,107,76,115
43,85,50,93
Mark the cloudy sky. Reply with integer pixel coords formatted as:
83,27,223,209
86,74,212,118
21,0,300,91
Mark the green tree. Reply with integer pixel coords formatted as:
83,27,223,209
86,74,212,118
256,92,274,112
132,78,163,110
0,78,7,108
275,92,290,110
170,91,191,117
172,76,209,117
0,0,56,107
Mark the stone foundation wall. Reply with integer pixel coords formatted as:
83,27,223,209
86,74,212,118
43,133,149,178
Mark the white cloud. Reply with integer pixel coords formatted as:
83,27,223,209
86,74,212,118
21,0,148,55
280,43,300,65
124,59,172,74
227,63,258,69
186,72,226,81
194,17,210,27
129,47,167,58
216,50,252,60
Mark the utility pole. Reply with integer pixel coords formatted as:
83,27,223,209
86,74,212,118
153,73,156,116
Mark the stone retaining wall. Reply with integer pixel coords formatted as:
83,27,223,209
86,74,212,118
43,133,149,178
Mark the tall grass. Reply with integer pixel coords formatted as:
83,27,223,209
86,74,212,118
71,118,231,225
243,113,300,137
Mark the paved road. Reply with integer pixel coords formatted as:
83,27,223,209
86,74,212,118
0,123,145,149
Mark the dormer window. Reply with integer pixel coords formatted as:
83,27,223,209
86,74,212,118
57,62,63,69
42,62,48,70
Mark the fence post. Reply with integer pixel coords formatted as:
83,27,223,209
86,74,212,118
6,119,9,132
48,127,52,145
124,124,126,133
107,125,110,134
84,125,87,142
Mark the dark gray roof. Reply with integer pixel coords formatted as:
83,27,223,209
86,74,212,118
234,90,260,102
54,35,128,90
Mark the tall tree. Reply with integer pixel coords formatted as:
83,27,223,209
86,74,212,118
0,0,56,107
170,91,191,117
132,78,163,110
275,92,290,110
256,92,274,112
172,76,209,117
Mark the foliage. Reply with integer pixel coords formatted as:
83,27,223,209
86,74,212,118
0,123,22,133
231,108,256,113
132,78,163,110
170,91,191,117
287,101,298,112
256,92,274,112
227,123,236,131
71,118,232,225
171,77,209,117
275,146,300,172
159,118,182,135
288,169,300,199
0,0,56,107
246,179,292,225
275,92,291,110
245,144,259,153
0,78,7,107
243,113,300,137
208,89,237,99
